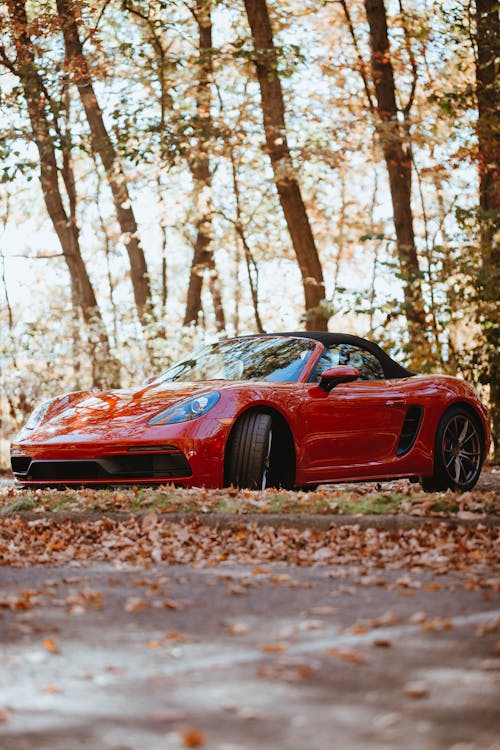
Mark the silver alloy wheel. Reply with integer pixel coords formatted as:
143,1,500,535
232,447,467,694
442,415,481,487
261,430,273,490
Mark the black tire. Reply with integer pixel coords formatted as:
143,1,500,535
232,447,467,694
421,406,483,492
225,412,273,490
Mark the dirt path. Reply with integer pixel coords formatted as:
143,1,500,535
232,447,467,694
1,563,499,750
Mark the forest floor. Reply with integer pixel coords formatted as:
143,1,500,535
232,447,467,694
0,469,498,749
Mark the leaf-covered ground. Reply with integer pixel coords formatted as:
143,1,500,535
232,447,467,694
1,471,498,572
0,513,498,581
1,477,499,518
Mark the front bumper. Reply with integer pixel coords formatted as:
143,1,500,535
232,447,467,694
10,421,229,488
11,450,192,484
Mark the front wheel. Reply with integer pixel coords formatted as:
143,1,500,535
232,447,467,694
225,412,273,490
421,407,483,492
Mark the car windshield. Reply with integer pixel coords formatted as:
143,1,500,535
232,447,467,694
154,336,317,384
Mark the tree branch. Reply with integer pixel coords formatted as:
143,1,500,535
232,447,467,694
398,0,418,117
0,44,17,74
339,0,375,113
82,0,114,46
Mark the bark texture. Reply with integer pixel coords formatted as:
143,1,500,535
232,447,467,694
184,0,225,331
56,0,154,332
475,0,500,457
364,0,430,365
6,0,119,388
244,0,327,331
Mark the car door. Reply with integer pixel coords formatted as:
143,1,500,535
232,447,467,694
297,344,409,482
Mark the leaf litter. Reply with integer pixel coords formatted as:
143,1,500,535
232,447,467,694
0,516,498,583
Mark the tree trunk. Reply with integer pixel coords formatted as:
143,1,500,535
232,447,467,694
475,0,500,457
363,0,430,365
184,0,225,332
243,0,327,331
56,0,154,332
6,0,120,388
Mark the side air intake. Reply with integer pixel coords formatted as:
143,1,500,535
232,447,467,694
397,406,423,456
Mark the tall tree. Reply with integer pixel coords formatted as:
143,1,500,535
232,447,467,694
363,0,431,366
243,0,327,331
2,0,119,388
55,0,155,333
475,0,499,457
184,0,226,331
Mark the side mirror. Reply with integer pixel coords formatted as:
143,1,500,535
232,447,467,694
319,365,360,392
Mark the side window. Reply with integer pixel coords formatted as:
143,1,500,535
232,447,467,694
312,344,384,381
333,344,384,380
312,349,338,381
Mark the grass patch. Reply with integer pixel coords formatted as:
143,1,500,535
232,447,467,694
335,492,404,515
1,496,37,514
430,499,459,514
0,481,497,517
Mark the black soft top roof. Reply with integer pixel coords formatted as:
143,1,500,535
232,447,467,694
276,331,414,379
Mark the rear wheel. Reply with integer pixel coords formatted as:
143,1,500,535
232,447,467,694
225,412,273,489
421,407,483,492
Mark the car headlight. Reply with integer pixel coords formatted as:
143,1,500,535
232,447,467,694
148,392,221,425
24,399,53,431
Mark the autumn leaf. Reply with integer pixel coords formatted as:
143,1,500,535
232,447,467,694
226,622,250,635
179,727,205,747
42,636,59,654
124,597,146,613
165,630,187,642
260,643,287,653
41,683,62,694
372,639,392,648
403,680,430,699
327,647,369,665
161,599,184,611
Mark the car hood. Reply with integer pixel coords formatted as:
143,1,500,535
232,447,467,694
22,381,223,443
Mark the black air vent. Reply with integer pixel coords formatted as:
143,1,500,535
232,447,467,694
397,406,423,456
23,453,192,481
11,456,32,474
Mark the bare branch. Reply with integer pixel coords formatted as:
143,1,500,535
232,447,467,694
398,0,418,117
0,44,17,74
82,0,114,46
339,0,375,113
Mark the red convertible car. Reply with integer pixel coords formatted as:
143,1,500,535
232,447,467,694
11,332,490,492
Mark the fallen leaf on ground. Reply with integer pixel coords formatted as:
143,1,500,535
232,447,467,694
179,727,205,747
41,683,62,694
372,639,392,648
124,597,146,613
476,618,500,636
161,599,184,611
261,643,287,653
42,636,59,653
403,680,430,698
327,647,369,664
226,622,249,635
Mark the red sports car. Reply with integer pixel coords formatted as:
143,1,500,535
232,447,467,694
11,332,490,492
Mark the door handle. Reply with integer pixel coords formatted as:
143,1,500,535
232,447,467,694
385,399,407,409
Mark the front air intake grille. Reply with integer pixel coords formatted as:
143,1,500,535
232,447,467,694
28,461,104,481
21,452,191,481
101,453,192,478
397,406,423,456
11,456,32,474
